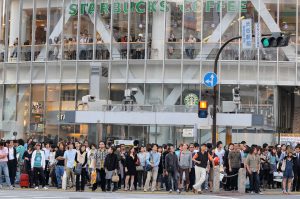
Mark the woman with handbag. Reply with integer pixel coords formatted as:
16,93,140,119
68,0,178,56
124,147,138,191
104,146,119,192
74,145,88,192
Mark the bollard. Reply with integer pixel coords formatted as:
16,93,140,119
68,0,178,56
213,166,220,193
238,168,246,194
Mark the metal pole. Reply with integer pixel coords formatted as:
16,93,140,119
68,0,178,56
212,36,241,146
212,34,273,146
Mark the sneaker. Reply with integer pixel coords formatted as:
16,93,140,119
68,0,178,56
43,187,48,190
9,185,14,190
250,191,254,194
169,189,173,193
176,189,181,194
151,189,155,192
35,186,39,190
259,192,263,195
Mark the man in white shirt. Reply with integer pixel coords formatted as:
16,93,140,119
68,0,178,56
7,140,17,186
64,142,76,189
0,141,13,189
215,141,225,166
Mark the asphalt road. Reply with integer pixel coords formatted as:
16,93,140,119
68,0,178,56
0,189,299,199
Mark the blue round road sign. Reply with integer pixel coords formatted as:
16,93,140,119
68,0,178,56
203,72,218,87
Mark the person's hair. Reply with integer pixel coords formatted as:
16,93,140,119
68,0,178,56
110,146,116,153
99,141,106,146
128,146,136,155
27,145,33,151
249,146,257,154
241,141,246,144
263,143,268,149
58,142,65,149
0,141,4,146
201,143,207,147
13,140,18,144
194,143,200,148
217,141,222,147
206,143,212,149
229,143,234,147
80,144,86,151
90,143,96,148
152,144,158,149
296,145,300,149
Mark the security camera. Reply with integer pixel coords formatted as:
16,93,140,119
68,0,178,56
131,88,138,95
82,95,96,103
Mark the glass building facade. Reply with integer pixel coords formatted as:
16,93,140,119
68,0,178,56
0,0,299,144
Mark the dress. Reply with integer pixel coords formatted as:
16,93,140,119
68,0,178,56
125,154,137,176
283,159,294,179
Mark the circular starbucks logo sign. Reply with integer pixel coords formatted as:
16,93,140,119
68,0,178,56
184,93,199,106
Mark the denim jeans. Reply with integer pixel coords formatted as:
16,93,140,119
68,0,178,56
55,165,64,187
249,172,260,193
0,162,11,186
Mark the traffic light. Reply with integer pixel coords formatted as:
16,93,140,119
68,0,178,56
198,100,208,118
261,33,290,48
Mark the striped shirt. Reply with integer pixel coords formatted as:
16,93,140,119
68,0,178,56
94,149,107,169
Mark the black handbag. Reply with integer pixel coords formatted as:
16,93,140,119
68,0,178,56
74,163,82,175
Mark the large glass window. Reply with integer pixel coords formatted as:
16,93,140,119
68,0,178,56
34,1,47,60
4,84,17,121
45,84,60,141
183,0,201,60
20,0,33,62
48,0,63,61
17,85,30,135
61,84,76,111
129,0,146,59
165,0,182,59
112,0,127,60
95,0,111,60
30,84,45,136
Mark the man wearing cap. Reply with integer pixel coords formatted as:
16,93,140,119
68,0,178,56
31,143,48,190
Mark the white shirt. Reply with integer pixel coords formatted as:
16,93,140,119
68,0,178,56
43,148,50,161
8,147,14,160
49,151,56,165
215,148,225,165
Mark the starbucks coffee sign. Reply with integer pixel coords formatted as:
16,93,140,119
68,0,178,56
184,93,199,106
69,0,248,16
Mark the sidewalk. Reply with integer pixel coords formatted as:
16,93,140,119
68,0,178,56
13,186,300,196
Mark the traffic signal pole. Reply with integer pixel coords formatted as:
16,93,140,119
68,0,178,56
212,36,241,147
212,34,274,146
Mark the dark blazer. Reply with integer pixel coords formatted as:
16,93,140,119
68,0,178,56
104,153,119,171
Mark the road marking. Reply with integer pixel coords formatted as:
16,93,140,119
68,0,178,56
211,196,239,199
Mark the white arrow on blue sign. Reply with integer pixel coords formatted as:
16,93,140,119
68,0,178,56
203,72,218,87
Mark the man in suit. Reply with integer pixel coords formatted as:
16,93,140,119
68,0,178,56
293,145,300,192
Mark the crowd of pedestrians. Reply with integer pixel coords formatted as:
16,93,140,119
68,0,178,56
0,138,300,195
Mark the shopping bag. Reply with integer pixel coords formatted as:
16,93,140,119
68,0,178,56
273,172,283,183
91,170,97,185
62,171,67,190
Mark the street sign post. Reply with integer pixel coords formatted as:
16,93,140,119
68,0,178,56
255,23,261,48
242,19,252,49
204,72,218,87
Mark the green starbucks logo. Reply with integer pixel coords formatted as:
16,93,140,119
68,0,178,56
184,93,199,106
